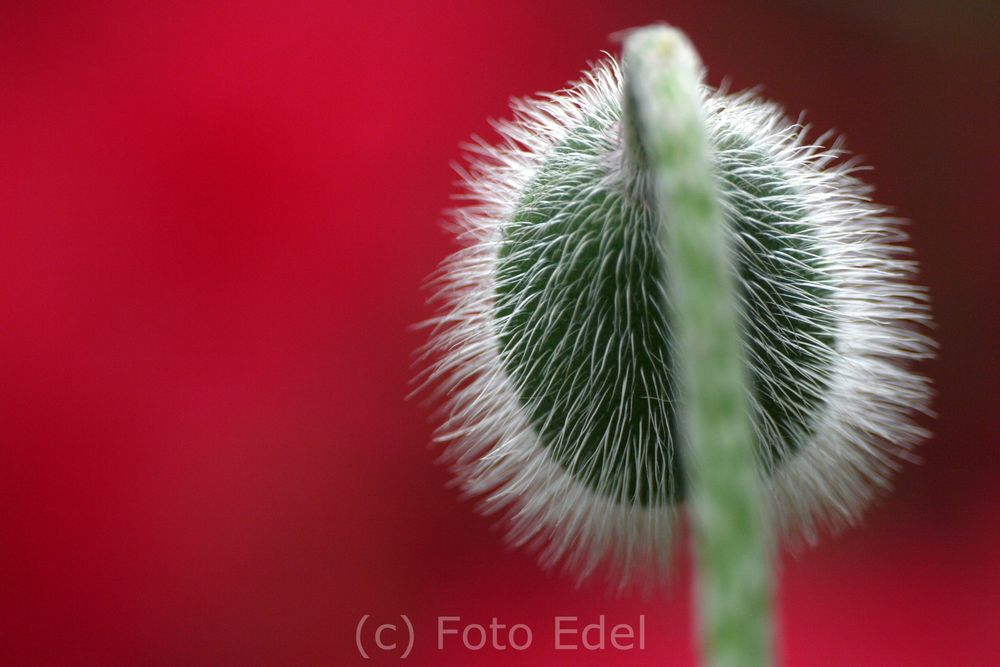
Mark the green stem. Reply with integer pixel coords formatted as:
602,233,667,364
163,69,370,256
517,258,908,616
623,26,774,667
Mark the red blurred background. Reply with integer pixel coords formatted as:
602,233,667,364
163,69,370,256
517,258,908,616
2,1,998,665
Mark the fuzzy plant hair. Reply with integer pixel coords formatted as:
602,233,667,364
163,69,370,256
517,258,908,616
418,54,933,592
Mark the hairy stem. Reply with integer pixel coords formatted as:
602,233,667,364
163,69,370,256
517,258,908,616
623,25,774,667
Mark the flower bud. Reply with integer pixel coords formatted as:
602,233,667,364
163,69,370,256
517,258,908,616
420,55,932,589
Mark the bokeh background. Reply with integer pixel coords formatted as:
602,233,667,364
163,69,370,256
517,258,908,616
2,1,998,665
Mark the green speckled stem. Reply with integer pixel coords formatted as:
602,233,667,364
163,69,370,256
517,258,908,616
623,26,774,667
